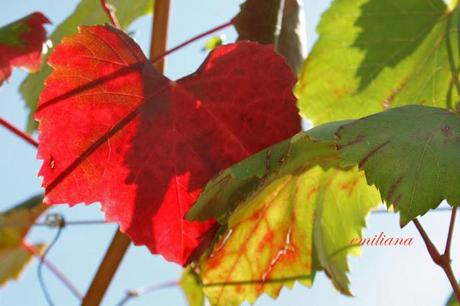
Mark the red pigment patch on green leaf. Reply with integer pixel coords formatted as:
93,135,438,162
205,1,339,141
0,12,50,85
36,25,300,265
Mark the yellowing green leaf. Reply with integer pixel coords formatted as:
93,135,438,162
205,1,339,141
0,195,46,287
0,243,44,287
0,195,46,250
295,0,458,125
337,105,460,225
180,267,205,306
20,0,153,131
191,133,379,305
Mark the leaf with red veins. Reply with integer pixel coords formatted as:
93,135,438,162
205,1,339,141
0,12,50,85
195,132,379,305
35,25,300,265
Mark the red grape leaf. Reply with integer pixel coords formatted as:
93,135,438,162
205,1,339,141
0,12,50,86
36,25,300,265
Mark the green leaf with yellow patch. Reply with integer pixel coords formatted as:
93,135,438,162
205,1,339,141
189,131,379,305
295,0,460,125
337,105,460,225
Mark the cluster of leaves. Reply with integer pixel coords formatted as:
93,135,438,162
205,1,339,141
1,0,460,305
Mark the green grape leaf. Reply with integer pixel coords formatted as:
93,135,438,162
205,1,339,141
295,0,460,125
0,243,44,287
233,0,307,73
20,0,152,132
190,133,379,305
180,267,205,306
337,105,460,225
0,195,46,287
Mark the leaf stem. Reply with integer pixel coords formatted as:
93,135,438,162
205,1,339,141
445,207,457,258
99,0,120,28
0,117,38,147
413,216,460,302
151,20,234,65
81,230,131,306
22,241,83,300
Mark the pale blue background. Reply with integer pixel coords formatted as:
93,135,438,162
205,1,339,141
0,1,458,306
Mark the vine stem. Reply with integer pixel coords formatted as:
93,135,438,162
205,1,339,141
151,20,234,65
22,241,83,300
413,210,460,302
82,1,171,305
99,0,120,28
81,230,131,305
150,0,171,71
0,117,38,147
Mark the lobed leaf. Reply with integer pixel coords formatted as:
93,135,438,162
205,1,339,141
337,105,460,225
190,130,379,305
0,12,50,86
20,0,153,131
36,25,300,265
295,0,460,124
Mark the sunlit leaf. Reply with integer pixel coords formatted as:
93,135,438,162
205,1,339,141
20,0,153,131
295,0,459,125
190,132,379,305
36,25,300,265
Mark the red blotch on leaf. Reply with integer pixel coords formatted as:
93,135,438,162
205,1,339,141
36,25,300,264
0,12,50,85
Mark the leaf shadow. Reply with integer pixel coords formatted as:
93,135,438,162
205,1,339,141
352,0,444,92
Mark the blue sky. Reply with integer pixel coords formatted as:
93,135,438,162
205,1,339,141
0,1,458,306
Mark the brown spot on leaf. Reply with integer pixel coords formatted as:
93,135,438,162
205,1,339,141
386,176,403,201
392,194,402,208
337,135,365,149
359,140,390,168
340,178,359,196
440,124,451,136
382,78,408,109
